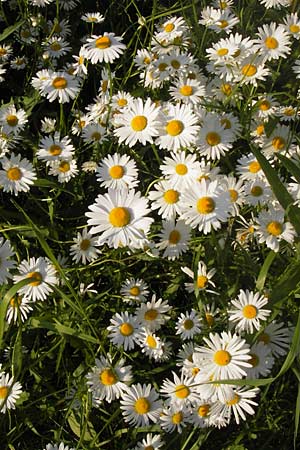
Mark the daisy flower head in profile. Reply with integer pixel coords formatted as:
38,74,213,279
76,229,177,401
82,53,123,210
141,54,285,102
258,0,291,8
0,372,22,414
181,260,217,294
221,175,245,216
13,256,58,302
48,158,79,183
84,32,126,64
42,71,81,104
253,23,291,62
113,97,160,148
228,289,271,334
107,311,141,351
175,309,201,340
254,206,296,252
156,219,191,260
96,153,139,191
86,354,132,404
120,278,149,304
156,103,200,152
0,153,37,196
0,104,28,136
159,151,201,190
69,228,100,265
81,12,105,24
120,383,162,427
180,178,232,234
6,294,33,324
85,188,153,249
37,133,75,164
246,341,275,379
195,330,252,380
0,237,16,284
131,433,164,450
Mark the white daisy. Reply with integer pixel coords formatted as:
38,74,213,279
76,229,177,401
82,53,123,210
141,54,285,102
37,133,75,163
283,13,300,40
160,151,201,190
120,383,162,427
197,113,234,160
0,153,37,195
212,386,259,425
0,237,16,284
137,328,166,361
0,372,22,414
43,71,80,104
135,294,171,331
148,180,183,220
69,228,100,264
107,311,141,351
96,153,138,190
0,104,28,136
82,123,107,145
257,321,292,357
85,189,153,249
246,342,275,378
169,77,206,105
175,309,202,340
84,33,126,64
243,179,274,207
234,54,270,87
181,260,217,293
81,12,105,23
6,295,33,324
120,278,149,304
236,153,267,182
160,371,199,408
156,219,191,260
253,23,291,62
48,159,78,183
44,37,71,59
131,433,164,450
160,405,188,434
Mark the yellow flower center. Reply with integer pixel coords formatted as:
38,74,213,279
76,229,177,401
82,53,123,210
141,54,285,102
163,189,179,204
100,368,117,385
242,304,257,319
109,165,124,179
27,271,43,286
217,48,229,56
205,313,214,327
198,404,210,417
175,384,190,399
119,322,133,336
131,115,147,131
91,132,102,141
250,185,263,197
52,77,68,89
134,397,150,414
21,29,31,38
175,163,187,175
214,350,231,366
241,64,257,77
158,62,168,71
265,36,278,49
7,167,22,181
171,59,180,69
166,120,184,136
169,229,181,244
283,108,295,116
59,161,70,173
267,220,283,236
164,23,175,32
272,136,285,151
179,85,193,96
117,98,128,107
218,20,228,28
258,332,270,344
221,83,232,96
50,42,62,51
0,48,7,57
192,367,200,376
226,393,240,406
249,353,259,367
183,319,194,330
0,386,8,399
108,207,130,227
172,411,183,424
10,295,22,307
49,144,62,156
143,56,151,65
197,196,215,214
6,114,18,127
145,447,154,450
80,239,91,251
146,335,157,348
248,161,261,173
290,24,300,33
144,309,158,321
129,286,140,296
256,124,265,135
229,189,238,202
206,132,221,146
95,36,111,49
197,275,208,289
101,80,108,92
259,100,271,111
220,118,231,129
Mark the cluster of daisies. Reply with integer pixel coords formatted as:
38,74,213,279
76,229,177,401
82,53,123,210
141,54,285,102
0,0,299,448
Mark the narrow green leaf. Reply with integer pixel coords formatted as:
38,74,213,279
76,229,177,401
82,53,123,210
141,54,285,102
256,250,276,291
29,318,99,344
269,260,300,306
12,324,23,380
294,379,300,449
277,153,300,184
275,308,300,379
0,20,25,41
68,411,97,441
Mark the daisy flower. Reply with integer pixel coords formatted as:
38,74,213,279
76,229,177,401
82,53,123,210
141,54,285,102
0,44,13,62
213,386,259,425
259,0,290,7
85,189,153,249
0,153,37,195
81,12,105,23
228,289,271,334
181,260,217,294
135,294,171,331
156,103,200,152
261,124,295,158
156,219,191,260
120,383,162,427
120,278,149,304
48,159,79,183
148,180,183,220
197,113,234,160
209,10,239,34
29,0,54,5
13,256,58,302
252,94,279,120
160,371,199,408
156,16,188,40
107,311,141,351
169,77,206,105
41,117,56,134
44,444,75,450
175,309,201,340
113,97,160,147
37,133,75,163
160,405,188,433
257,321,292,357
131,433,164,450
86,354,132,403
234,54,270,87
160,151,200,190
0,237,16,284
180,179,231,234
43,71,80,104
253,23,291,62
236,154,267,182
246,342,275,378
6,295,33,324
186,401,214,428
72,47,89,76
254,207,296,252
195,331,252,380
243,179,274,207
221,175,245,216
82,123,107,145
137,329,166,361
44,37,71,59
10,56,28,70
283,13,300,40
0,104,28,136
69,228,100,264
84,33,126,64
293,59,300,78
0,372,22,414
96,153,139,191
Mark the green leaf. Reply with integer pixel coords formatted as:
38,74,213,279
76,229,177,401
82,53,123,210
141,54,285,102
0,20,25,42
269,260,300,306
12,324,23,379
29,318,99,344
256,250,276,291
277,153,300,184
68,411,97,441
294,378,300,450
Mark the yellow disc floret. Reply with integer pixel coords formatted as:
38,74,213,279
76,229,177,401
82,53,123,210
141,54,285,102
109,207,131,227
